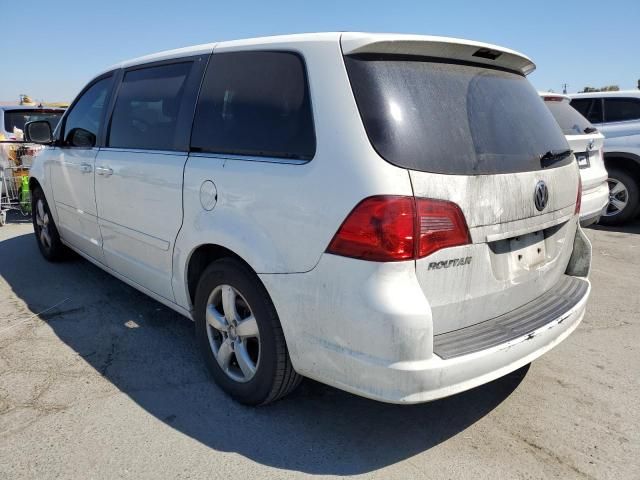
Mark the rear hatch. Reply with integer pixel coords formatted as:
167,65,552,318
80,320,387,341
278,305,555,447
541,95,607,191
342,35,581,335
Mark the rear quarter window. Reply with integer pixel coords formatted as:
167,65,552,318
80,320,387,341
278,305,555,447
345,56,570,175
191,51,316,160
570,98,604,124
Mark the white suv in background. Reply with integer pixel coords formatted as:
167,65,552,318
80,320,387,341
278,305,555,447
26,33,591,405
570,91,640,225
540,93,608,226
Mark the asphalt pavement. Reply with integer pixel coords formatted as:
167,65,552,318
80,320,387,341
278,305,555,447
0,213,638,479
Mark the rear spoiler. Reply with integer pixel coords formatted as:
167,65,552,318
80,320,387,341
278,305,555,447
340,33,536,76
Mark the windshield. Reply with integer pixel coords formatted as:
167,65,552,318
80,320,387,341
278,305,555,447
3,109,64,134
344,56,570,175
544,99,596,135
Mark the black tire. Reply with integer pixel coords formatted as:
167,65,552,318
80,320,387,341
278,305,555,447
599,168,640,226
31,187,67,261
195,258,301,405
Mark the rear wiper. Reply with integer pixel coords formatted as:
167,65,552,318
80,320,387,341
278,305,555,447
584,127,598,134
539,149,572,168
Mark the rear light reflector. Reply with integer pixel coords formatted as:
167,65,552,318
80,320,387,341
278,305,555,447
575,179,582,215
543,96,565,102
415,198,471,258
326,195,471,262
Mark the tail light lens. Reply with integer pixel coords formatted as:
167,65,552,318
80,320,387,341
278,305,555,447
326,195,470,262
415,198,471,257
575,179,582,215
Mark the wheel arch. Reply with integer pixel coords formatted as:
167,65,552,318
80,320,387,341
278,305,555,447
185,243,258,308
29,177,42,192
604,152,640,181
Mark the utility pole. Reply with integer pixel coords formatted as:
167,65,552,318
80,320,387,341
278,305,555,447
562,83,568,94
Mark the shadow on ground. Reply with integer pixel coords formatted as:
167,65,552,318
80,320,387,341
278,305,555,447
588,217,640,234
0,231,528,475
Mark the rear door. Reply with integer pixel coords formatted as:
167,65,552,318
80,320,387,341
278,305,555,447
345,55,581,334
601,97,640,140
94,57,206,301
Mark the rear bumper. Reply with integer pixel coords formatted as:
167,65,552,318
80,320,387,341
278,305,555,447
261,255,591,404
580,181,609,226
325,282,587,404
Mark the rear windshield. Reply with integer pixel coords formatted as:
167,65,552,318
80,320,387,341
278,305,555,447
543,99,595,135
3,109,64,134
344,56,570,175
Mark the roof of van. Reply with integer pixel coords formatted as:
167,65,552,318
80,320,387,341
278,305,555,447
101,32,535,76
569,90,640,99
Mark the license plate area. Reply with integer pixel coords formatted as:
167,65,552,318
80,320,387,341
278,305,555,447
489,230,548,280
575,151,590,169
509,230,546,269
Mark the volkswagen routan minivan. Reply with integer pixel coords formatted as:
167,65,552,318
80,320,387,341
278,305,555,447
26,33,592,405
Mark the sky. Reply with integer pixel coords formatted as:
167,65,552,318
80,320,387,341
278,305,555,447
1,0,638,103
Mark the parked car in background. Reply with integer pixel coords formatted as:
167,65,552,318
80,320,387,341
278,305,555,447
0,105,65,141
0,105,66,168
569,91,640,225
540,93,608,226
26,33,591,406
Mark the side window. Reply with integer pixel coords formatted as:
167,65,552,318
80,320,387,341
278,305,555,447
191,51,316,160
63,76,112,147
570,98,603,124
604,98,640,123
570,99,591,117
108,62,193,151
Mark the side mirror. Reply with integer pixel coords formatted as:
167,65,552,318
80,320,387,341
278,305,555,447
24,120,53,144
66,128,96,148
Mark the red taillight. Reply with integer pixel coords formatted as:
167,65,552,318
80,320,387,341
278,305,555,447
326,195,470,262
575,179,582,215
543,96,565,102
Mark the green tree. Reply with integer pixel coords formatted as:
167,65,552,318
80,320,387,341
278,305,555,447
581,85,620,93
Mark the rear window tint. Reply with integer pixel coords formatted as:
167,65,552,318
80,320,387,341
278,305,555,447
3,109,63,134
345,56,570,175
543,99,595,135
604,98,640,122
108,62,192,151
191,51,315,160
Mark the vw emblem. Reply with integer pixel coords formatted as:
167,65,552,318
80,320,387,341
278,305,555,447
534,181,549,212
587,139,595,150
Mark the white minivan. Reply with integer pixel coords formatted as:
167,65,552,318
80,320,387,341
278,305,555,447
26,33,591,405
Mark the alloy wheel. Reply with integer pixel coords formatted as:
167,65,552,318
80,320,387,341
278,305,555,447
205,284,260,383
35,198,52,250
604,178,629,217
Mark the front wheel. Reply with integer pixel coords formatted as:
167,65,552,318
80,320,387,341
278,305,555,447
195,258,301,405
599,168,640,226
31,187,67,261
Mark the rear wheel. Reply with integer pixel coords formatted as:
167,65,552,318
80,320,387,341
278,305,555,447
31,187,67,261
599,168,640,226
195,258,301,405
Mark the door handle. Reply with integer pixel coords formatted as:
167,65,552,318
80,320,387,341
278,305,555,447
96,166,113,177
79,163,92,173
